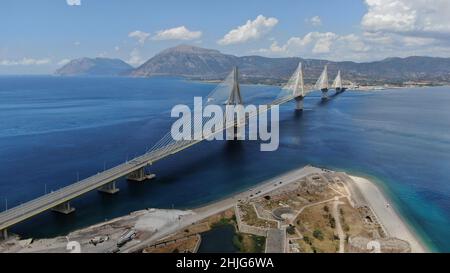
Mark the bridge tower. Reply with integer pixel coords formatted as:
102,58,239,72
315,65,329,100
293,62,305,111
225,67,244,140
226,66,244,105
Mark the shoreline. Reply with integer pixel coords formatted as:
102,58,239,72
347,175,429,253
192,77,450,90
189,167,431,253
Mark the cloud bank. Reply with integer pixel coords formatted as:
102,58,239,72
257,0,450,61
66,0,81,6
153,26,202,41
128,30,150,44
0,58,51,66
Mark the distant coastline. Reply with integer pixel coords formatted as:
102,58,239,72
195,77,449,91
2,73,447,90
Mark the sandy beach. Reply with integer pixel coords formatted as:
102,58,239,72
348,175,428,253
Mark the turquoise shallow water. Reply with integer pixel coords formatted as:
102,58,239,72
0,76,449,252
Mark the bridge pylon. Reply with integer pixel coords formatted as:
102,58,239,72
127,167,155,182
315,65,329,100
225,67,244,140
321,65,329,100
226,66,244,105
293,62,305,111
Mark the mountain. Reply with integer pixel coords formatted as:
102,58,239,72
55,58,133,76
57,46,450,84
130,45,450,85
130,45,238,78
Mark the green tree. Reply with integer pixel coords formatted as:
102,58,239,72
313,229,324,240
303,236,312,245
329,217,336,228
286,225,296,235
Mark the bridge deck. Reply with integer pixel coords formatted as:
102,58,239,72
0,95,296,231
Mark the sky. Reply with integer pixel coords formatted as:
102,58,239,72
1,0,450,74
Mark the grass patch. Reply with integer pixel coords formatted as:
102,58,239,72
233,233,266,253
211,217,235,228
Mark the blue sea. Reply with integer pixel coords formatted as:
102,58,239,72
0,76,449,252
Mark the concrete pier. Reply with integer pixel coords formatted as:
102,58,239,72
1,229,7,240
127,168,155,182
295,96,304,111
98,181,119,194
321,88,328,100
226,123,244,140
51,201,75,214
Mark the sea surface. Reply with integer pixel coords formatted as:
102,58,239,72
0,76,449,252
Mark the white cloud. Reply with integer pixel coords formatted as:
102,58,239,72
58,59,71,66
253,0,450,62
128,48,145,66
362,31,395,45
74,41,81,46
97,51,107,58
312,32,338,53
338,34,371,53
0,58,51,66
66,0,81,6
362,0,450,40
218,15,278,45
256,31,375,61
255,28,450,61
114,46,120,51
307,16,322,27
153,26,202,41
128,30,150,44
262,32,339,55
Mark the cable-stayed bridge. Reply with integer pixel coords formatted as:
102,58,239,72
0,63,346,239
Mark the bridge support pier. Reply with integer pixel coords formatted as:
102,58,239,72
52,201,75,214
0,229,7,240
127,168,155,182
321,88,328,100
295,96,304,111
227,124,244,140
234,123,244,140
98,180,119,194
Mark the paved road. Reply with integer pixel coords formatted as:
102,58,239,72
0,139,199,232
332,197,346,253
121,165,321,253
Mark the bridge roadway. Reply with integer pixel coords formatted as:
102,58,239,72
0,95,296,234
